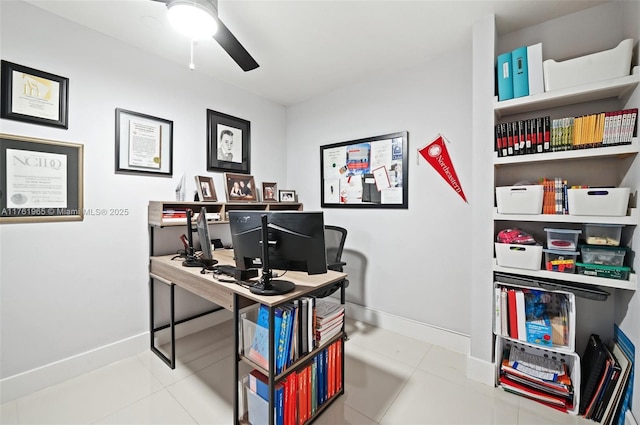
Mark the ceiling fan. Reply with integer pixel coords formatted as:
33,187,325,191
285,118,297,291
152,0,259,72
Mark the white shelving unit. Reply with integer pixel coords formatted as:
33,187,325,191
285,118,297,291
490,47,639,415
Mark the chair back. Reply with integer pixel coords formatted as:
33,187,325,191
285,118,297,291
324,225,347,271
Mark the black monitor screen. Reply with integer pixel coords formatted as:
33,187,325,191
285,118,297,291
228,211,327,275
196,207,213,261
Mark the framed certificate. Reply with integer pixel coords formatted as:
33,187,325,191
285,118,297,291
115,108,173,176
1,60,69,129
0,133,83,223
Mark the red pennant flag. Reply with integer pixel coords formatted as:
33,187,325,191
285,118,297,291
419,134,468,203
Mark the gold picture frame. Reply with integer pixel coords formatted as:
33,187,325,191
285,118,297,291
1,133,83,223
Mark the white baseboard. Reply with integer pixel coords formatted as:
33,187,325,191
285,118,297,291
0,309,232,404
465,353,496,386
0,332,147,404
626,410,638,425
344,302,470,354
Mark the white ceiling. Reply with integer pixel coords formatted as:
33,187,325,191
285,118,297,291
23,0,608,106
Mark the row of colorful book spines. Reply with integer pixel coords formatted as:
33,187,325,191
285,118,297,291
540,178,568,215
494,116,551,157
494,109,637,156
549,109,637,150
251,340,343,425
271,301,316,375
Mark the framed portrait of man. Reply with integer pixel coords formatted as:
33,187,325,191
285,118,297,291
207,109,250,174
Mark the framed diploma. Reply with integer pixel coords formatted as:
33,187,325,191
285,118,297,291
0,133,83,223
320,131,409,209
115,108,173,176
1,60,69,129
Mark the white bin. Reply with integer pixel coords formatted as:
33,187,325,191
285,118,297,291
543,39,634,91
495,243,543,271
496,185,543,214
567,188,630,216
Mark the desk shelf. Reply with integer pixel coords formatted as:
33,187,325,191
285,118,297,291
148,200,303,227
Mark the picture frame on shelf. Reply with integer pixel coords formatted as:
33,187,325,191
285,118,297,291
279,190,296,203
224,172,256,202
0,60,69,129
262,182,278,202
207,109,250,174
0,133,83,223
115,108,173,176
194,175,217,202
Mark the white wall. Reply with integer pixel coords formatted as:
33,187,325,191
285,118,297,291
0,0,287,384
286,45,473,335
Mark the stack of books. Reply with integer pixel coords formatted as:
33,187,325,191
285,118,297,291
314,299,344,347
499,344,575,412
579,334,633,424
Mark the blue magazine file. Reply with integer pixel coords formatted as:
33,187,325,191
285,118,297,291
614,325,634,425
496,52,514,101
512,46,529,98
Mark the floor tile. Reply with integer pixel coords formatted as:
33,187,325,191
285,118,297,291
138,334,234,387
379,368,519,424
15,357,163,425
341,347,414,422
94,389,197,424
312,398,378,425
346,319,432,368
166,355,252,425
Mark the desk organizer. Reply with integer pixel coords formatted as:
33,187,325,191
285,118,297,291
495,243,543,270
496,185,543,214
543,38,634,91
567,188,630,216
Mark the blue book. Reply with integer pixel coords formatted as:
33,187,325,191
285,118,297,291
248,369,284,425
496,52,514,101
283,303,297,370
614,325,635,425
274,307,285,373
512,46,529,98
317,349,325,405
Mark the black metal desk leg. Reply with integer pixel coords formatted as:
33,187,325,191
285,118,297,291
233,293,239,424
149,279,176,369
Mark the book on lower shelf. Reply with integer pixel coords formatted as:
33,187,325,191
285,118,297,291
496,338,580,414
494,282,575,352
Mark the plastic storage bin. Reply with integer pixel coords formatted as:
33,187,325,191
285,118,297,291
544,228,581,251
496,185,544,214
579,245,629,267
495,243,543,270
542,38,634,91
576,263,631,280
544,249,578,273
584,223,623,246
567,188,630,216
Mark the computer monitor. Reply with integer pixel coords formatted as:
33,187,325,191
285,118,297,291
196,207,218,269
228,211,327,295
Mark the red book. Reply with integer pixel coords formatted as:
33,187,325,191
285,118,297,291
507,289,518,339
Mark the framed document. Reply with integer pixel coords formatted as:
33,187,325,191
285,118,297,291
0,133,83,223
207,109,250,174
115,108,173,176
0,60,69,129
320,131,409,209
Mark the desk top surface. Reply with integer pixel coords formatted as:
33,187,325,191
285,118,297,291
150,249,347,308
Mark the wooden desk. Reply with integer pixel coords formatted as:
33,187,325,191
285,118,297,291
148,250,348,424
149,250,347,310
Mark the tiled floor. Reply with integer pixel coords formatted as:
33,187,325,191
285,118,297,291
1,318,592,424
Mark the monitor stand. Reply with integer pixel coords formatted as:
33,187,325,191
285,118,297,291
182,209,203,268
250,215,295,296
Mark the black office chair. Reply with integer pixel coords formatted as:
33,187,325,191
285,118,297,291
311,225,349,298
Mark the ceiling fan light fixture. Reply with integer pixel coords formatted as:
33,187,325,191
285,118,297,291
167,1,217,40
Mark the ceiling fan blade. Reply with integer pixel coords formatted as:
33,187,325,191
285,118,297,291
213,18,259,72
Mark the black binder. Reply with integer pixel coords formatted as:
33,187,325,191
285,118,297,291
580,334,609,415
